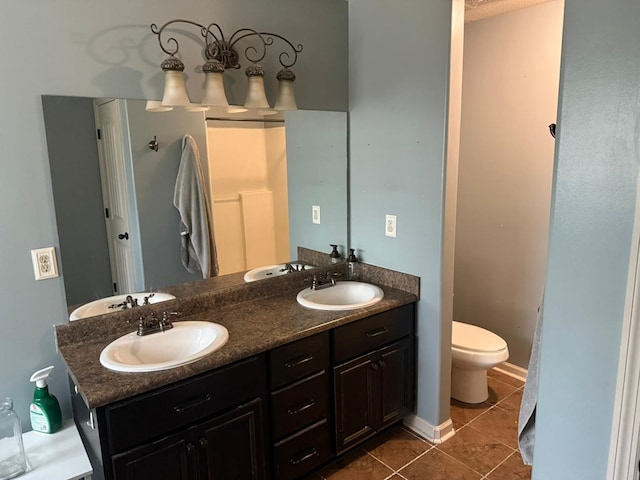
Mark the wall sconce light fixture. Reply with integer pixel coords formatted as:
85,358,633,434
150,19,303,114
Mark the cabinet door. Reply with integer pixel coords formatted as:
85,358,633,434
197,398,267,480
111,429,197,480
379,338,414,429
333,351,378,454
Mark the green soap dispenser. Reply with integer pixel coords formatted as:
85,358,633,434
29,366,62,434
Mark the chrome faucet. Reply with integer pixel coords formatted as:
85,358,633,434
109,295,139,311
132,311,179,336
311,274,336,290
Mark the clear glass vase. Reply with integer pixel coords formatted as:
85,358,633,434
0,398,26,480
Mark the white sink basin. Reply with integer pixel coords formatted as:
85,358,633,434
296,281,384,311
100,321,229,373
69,292,176,320
244,263,314,282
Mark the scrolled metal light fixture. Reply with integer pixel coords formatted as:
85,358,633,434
149,19,303,113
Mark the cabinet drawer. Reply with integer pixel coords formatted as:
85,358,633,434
105,355,267,453
332,304,414,363
271,370,328,440
273,419,331,480
270,332,329,388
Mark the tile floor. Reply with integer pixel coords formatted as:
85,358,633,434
307,369,531,480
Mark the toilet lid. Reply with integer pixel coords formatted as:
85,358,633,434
452,321,507,353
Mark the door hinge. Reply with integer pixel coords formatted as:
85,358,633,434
97,128,102,140
105,207,109,218
113,282,117,293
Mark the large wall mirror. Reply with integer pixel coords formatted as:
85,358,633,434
42,95,348,309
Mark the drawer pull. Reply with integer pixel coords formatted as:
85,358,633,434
173,393,211,413
285,354,313,368
287,399,316,415
290,448,319,465
366,327,389,338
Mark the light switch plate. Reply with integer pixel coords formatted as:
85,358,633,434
312,205,321,224
31,247,59,281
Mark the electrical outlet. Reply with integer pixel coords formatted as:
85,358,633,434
385,214,397,238
312,205,321,224
31,247,59,281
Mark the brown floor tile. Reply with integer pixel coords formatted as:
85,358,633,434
436,425,514,475
469,406,519,449
319,449,393,480
488,368,525,388
497,388,523,413
363,425,432,470
450,398,492,428
486,451,532,480
486,376,519,405
399,449,482,480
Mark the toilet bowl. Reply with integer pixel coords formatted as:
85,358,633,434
451,321,509,404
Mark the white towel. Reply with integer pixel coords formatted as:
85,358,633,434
173,135,217,278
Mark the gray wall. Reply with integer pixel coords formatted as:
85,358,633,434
533,0,640,478
454,1,563,368
42,96,113,306
349,0,453,426
0,0,347,430
286,110,348,258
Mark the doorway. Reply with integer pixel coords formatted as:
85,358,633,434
452,0,564,375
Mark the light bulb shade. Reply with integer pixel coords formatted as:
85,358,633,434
145,100,173,112
161,70,191,107
275,80,297,111
202,71,229,107
244,65,270,109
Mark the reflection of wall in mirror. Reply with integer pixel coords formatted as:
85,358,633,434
207,120,289,275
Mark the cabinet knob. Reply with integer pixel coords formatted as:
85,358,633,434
199,438,208,448
371,362,379,370
186,443,196,454
379,359,386,368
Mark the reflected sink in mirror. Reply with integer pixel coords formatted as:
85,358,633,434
296,281,384,311
243,263,315,282
99,321,229,373
69,292,176,321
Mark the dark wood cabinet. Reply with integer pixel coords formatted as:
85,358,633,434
269,332,332,480
73,355,268,480
332,305,415,454
72,303,416,480
111,398,265,480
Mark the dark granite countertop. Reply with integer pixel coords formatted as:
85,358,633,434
56,283,417,410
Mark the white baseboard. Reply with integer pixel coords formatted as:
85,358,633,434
403,414,456,444
493,361,528,383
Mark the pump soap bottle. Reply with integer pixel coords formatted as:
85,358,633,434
347,248,359,280
29,366,62,434
329,244,341,264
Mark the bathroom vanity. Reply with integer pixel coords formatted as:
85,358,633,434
56,270,417,480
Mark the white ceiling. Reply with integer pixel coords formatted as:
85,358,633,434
465,0,556,22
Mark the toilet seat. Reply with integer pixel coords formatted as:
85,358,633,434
452,321,507,353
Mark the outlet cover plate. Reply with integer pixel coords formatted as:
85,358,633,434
31,247,59,281
385,214,397,238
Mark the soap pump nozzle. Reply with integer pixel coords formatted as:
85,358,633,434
30,366,55,388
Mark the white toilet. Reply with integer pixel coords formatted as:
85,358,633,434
451,321,509,404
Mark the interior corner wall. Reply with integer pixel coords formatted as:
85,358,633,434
533,0,640,477
348,0,453,425
0,0,347,431
454,1,563,368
